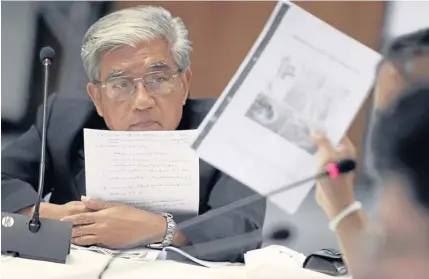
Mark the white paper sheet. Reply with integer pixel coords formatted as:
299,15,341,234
244,245,306,268
191,1,381,214
69,245,236,268
70,244,161,261
84,129,199,214
160,246,239,268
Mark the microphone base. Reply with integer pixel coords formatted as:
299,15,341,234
1,212,72,264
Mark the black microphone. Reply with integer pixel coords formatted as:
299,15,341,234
98,159,356,278
29,46,56,233
269,228,291,241
1,47,73,264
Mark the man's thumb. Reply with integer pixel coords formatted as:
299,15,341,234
81,195,111,210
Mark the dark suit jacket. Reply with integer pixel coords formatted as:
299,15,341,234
1,92,266,262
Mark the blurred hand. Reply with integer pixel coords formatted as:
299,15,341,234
20,201,93,220
312,132,357,220
61,197,168,249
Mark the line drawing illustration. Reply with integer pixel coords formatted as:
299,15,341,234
245,55,349,155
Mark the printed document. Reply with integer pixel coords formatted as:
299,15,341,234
70,244,236,268
84,129,199,214
192,1,381,214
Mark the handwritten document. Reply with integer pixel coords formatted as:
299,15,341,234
191,1,381,214
84,129,199,214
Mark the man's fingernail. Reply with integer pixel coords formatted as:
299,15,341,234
81,195,90,201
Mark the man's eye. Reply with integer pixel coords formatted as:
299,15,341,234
113,81,131,89
145,73,169,83
150,76,168,83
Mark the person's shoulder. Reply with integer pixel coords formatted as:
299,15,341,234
47,89,95,118
179,97,217,129
44,89,97,130
50,90,94,111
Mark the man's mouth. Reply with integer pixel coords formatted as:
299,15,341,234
129,121,159,130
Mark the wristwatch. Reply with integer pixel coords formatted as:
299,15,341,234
147,213,176,249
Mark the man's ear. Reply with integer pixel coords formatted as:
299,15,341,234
181,68,192,105
87,82,104,117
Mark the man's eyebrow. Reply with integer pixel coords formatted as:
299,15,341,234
106,69,128,80
147,61,171,71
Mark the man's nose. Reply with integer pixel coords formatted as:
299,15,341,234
132,83,155,110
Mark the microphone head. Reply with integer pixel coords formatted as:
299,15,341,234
326,159,356,179
39,46,55,63
269,227,291,241
336,159,356,174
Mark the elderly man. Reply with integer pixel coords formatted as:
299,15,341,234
1,6,265,262
311,28,429,278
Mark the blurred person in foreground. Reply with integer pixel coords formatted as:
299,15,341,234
1,6,265,261
312,28,429,279
313,85,429,279
374,28,429,111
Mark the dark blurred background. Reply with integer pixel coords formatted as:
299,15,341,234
1,1,111,144
2,1,429,254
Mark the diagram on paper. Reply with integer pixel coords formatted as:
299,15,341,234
245,55,350,155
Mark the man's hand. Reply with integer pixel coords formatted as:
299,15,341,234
19,201,93,220
312,132,357,220
61,197,184,249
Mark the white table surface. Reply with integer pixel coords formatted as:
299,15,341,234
0,250,348,279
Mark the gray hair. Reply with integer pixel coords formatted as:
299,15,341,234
81,5,192,82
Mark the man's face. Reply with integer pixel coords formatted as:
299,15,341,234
358,182,429,279
87,39,192,131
